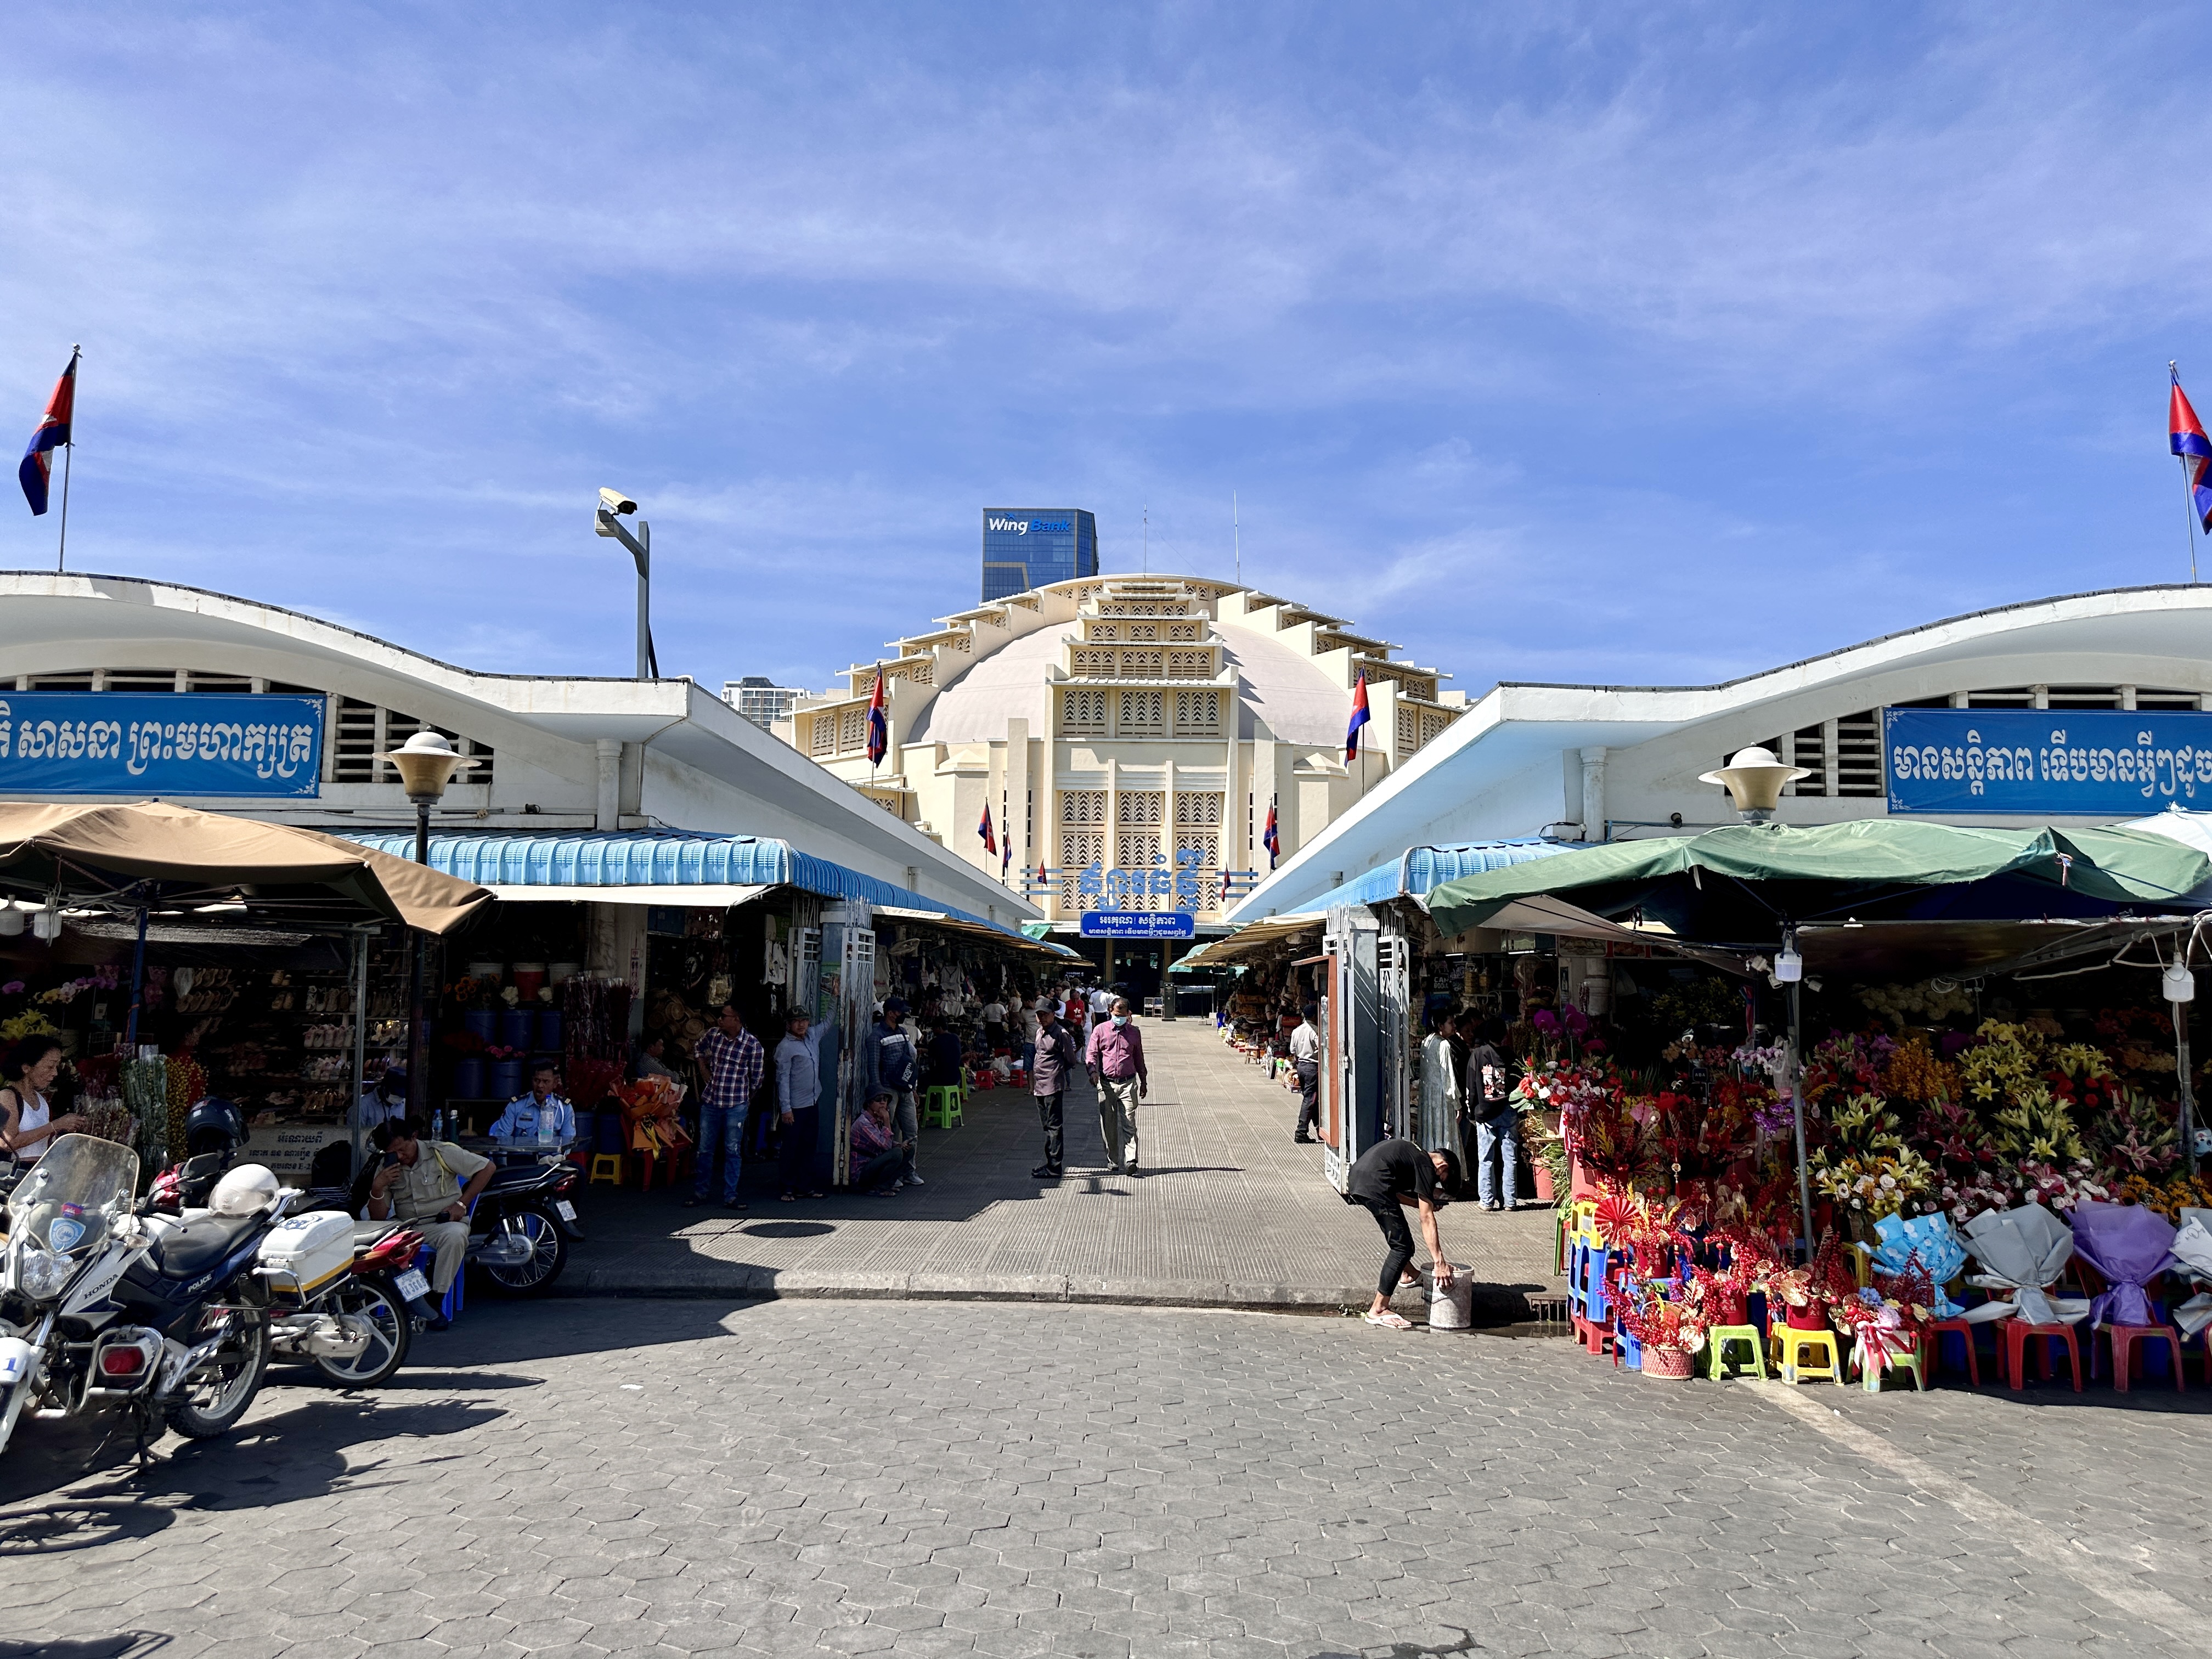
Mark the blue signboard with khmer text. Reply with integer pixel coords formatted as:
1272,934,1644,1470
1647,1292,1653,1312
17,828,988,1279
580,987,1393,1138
1080,911,1197,939
1883,705,2212,816
0,691,325,798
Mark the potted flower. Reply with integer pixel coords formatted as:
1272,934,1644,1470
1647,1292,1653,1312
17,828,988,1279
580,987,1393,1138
1617,1286,1705,1380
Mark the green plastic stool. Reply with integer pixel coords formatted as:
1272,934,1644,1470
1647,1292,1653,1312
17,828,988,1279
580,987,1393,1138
1859,1339,1927,1393
922,1085,964,1129
1705,1324,1767,1380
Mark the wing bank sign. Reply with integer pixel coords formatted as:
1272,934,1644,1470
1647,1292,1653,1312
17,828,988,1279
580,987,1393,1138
985,516,1074,536
1883,706,2212,816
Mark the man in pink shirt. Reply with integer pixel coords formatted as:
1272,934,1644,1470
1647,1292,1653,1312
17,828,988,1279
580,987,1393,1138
1082,995,1149,1177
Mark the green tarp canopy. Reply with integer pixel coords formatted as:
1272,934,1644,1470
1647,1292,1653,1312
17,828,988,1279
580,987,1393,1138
1427,820,2212,941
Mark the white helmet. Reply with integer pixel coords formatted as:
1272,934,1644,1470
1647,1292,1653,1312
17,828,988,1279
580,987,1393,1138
208,1164,281,1217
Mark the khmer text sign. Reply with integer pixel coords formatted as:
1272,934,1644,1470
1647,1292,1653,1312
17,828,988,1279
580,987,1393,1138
1883,706,2212,815
0,692,324,798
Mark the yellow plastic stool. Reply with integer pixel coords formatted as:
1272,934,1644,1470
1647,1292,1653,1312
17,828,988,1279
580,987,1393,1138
1772,1323,1846,1385
1705,1324,1768,1380
922,1085,965,1129
588,1153,624,1188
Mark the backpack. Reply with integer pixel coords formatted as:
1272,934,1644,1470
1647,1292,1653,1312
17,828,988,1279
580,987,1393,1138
878,1029,917,1091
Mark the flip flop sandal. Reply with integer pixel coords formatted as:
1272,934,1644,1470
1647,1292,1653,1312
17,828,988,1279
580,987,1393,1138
1363,1311,1414,1330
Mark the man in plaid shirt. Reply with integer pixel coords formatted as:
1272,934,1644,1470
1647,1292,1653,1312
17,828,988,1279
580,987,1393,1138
686,1003,765,1209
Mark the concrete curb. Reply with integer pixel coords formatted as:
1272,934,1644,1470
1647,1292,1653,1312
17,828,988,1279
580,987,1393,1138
573,1266,1550,1324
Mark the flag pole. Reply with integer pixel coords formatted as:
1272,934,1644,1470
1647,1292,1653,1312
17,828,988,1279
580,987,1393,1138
2174,362,2201,585
55,345,80,574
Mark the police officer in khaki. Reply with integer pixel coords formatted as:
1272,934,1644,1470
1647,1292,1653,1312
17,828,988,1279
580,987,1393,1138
365,1116,495,1329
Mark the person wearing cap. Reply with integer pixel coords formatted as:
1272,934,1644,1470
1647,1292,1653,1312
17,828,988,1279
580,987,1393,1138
861,996,923,1187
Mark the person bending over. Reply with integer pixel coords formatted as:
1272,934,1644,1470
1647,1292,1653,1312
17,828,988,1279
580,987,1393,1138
1344,1136,1455,1331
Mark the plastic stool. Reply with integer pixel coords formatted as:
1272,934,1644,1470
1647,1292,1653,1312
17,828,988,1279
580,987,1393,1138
588,1153,623,1188
922,1085,965,1129
2001,1321,2083,1391
1771,1324,1845,1385
1859,1340,1926,1393
1705,1324,1767,1380
2095,1324,2185,1392
1925,1318,1980,1386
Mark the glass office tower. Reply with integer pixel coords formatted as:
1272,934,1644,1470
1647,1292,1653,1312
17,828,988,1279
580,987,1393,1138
981,509,1097,601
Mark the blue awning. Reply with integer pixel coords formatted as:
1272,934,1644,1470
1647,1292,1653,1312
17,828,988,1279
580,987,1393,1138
1299,839,1585,913
341,829,1057,951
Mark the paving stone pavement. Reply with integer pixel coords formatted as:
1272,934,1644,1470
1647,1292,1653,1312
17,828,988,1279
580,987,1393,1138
2,1297,2207,1659
575,1018,1564,1316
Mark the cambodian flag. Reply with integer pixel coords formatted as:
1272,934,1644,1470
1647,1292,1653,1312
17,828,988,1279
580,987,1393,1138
1001,820,1013,877
865,670,888,765
2174,370,2212,533
18,349,77,516
978,803,996,857
1262,802,1279,869
1345,670,1370,763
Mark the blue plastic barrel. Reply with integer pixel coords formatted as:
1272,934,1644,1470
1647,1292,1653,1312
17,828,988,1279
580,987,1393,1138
489,1059,527,1100
462,1009,496,1043
498,1009,535,1049
452,1057,486,1097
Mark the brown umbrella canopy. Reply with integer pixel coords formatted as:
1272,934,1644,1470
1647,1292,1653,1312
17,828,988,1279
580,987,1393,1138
0,800,493,934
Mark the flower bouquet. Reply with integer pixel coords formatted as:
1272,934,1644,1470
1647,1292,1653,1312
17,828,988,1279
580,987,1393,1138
1616,1282,1706,1378
614,1075,692,1155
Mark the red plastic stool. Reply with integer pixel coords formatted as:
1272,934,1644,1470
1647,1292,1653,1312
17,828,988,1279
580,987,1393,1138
2002,1321,2083,1391
1926,1318,1980,1386
2094,1324,2185,1392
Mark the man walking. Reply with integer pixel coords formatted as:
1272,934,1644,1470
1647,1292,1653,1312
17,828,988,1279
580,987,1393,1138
861,996,923,1187
1084,995,1148,1176
1029,1001,1082,1180
774,1008,825,1202
686,1003,764,1210
1290,1000,1323,1143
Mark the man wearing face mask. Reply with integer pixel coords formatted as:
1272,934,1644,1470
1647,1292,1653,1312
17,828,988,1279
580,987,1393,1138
1083,995,1149,1176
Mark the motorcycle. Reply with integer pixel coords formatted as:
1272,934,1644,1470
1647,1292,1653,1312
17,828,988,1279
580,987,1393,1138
146,1154,427,1387
0,1136,275,1455
470,1154,584,1296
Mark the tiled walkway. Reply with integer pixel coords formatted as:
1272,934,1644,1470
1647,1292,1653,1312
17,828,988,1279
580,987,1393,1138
574,1017,1565,1315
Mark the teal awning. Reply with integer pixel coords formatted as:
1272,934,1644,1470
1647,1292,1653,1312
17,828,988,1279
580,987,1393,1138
1428,820,2212,940
1299,838,1583,913
345,829,1043,949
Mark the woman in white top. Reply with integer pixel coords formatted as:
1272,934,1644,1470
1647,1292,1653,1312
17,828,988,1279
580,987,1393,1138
1,1036,86,1165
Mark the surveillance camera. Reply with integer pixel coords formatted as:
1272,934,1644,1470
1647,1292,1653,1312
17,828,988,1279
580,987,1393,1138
599,488,638,515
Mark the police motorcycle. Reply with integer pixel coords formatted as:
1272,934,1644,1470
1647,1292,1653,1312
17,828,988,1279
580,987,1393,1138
0,1133,276,1455
148,1100,427,1386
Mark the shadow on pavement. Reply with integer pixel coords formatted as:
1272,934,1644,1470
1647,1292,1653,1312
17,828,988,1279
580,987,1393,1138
0,1636,174,1659
400,1296,758,1370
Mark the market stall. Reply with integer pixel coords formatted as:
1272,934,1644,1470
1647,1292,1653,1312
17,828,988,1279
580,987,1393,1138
1406,817,2212,1388
0,800,490,1182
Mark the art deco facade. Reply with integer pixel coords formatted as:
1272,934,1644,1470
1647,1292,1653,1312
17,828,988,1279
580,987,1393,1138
775,576,1467,925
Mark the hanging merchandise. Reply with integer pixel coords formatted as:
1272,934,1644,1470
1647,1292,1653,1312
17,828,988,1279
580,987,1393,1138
121,1052,169,1168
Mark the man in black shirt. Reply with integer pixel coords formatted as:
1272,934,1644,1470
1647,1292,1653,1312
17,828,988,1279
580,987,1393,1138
1345,1137,1455,1330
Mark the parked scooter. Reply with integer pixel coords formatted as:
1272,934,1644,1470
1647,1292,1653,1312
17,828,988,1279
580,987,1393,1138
0,1135,278,1455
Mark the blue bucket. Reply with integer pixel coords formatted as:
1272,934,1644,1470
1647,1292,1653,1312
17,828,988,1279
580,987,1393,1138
498,1009,535,1050
537,1010,562,1052
489,1059,527,1101
462,1009,496,1044
452,1057,486,1098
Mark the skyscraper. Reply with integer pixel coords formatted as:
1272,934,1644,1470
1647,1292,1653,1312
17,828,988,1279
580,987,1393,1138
981,508,1097,601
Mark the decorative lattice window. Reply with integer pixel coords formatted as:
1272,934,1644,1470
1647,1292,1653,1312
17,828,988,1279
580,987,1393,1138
1836,711,1882,797
1167,623,1201,641
1420,710,1451,746
1058,829,1104,909
1176,831,1220,911
1118,689,1164,735
838,707,866,751
1071,650,1116,679
808,715,836,757
1174,690,1221,735
1062,688,1108,733
1059,790,1107,827
1175,792,1223,826
1167,651,1212,679
902,659,933,686
1089,624,1119,642
1127,623,1159,641
1121,651,1163,679
1118,791,1164,827
1396,708,1419,756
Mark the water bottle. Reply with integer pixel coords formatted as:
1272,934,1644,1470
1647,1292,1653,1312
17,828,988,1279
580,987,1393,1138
537,1108,554,1148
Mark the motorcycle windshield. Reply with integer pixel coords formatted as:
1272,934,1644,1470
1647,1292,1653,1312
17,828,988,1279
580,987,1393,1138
7,1134,139,1238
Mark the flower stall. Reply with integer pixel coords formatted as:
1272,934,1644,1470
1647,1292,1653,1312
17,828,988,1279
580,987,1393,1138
1427,819,2212,1391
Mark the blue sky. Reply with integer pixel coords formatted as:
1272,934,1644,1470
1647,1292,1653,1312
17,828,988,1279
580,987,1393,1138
4,5,2207,698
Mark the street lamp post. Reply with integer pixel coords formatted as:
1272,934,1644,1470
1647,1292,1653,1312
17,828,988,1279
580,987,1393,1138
379,731,480,1125
594,487,657,679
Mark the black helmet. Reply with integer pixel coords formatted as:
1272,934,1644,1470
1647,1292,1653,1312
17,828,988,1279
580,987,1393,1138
183,1096,248,1158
